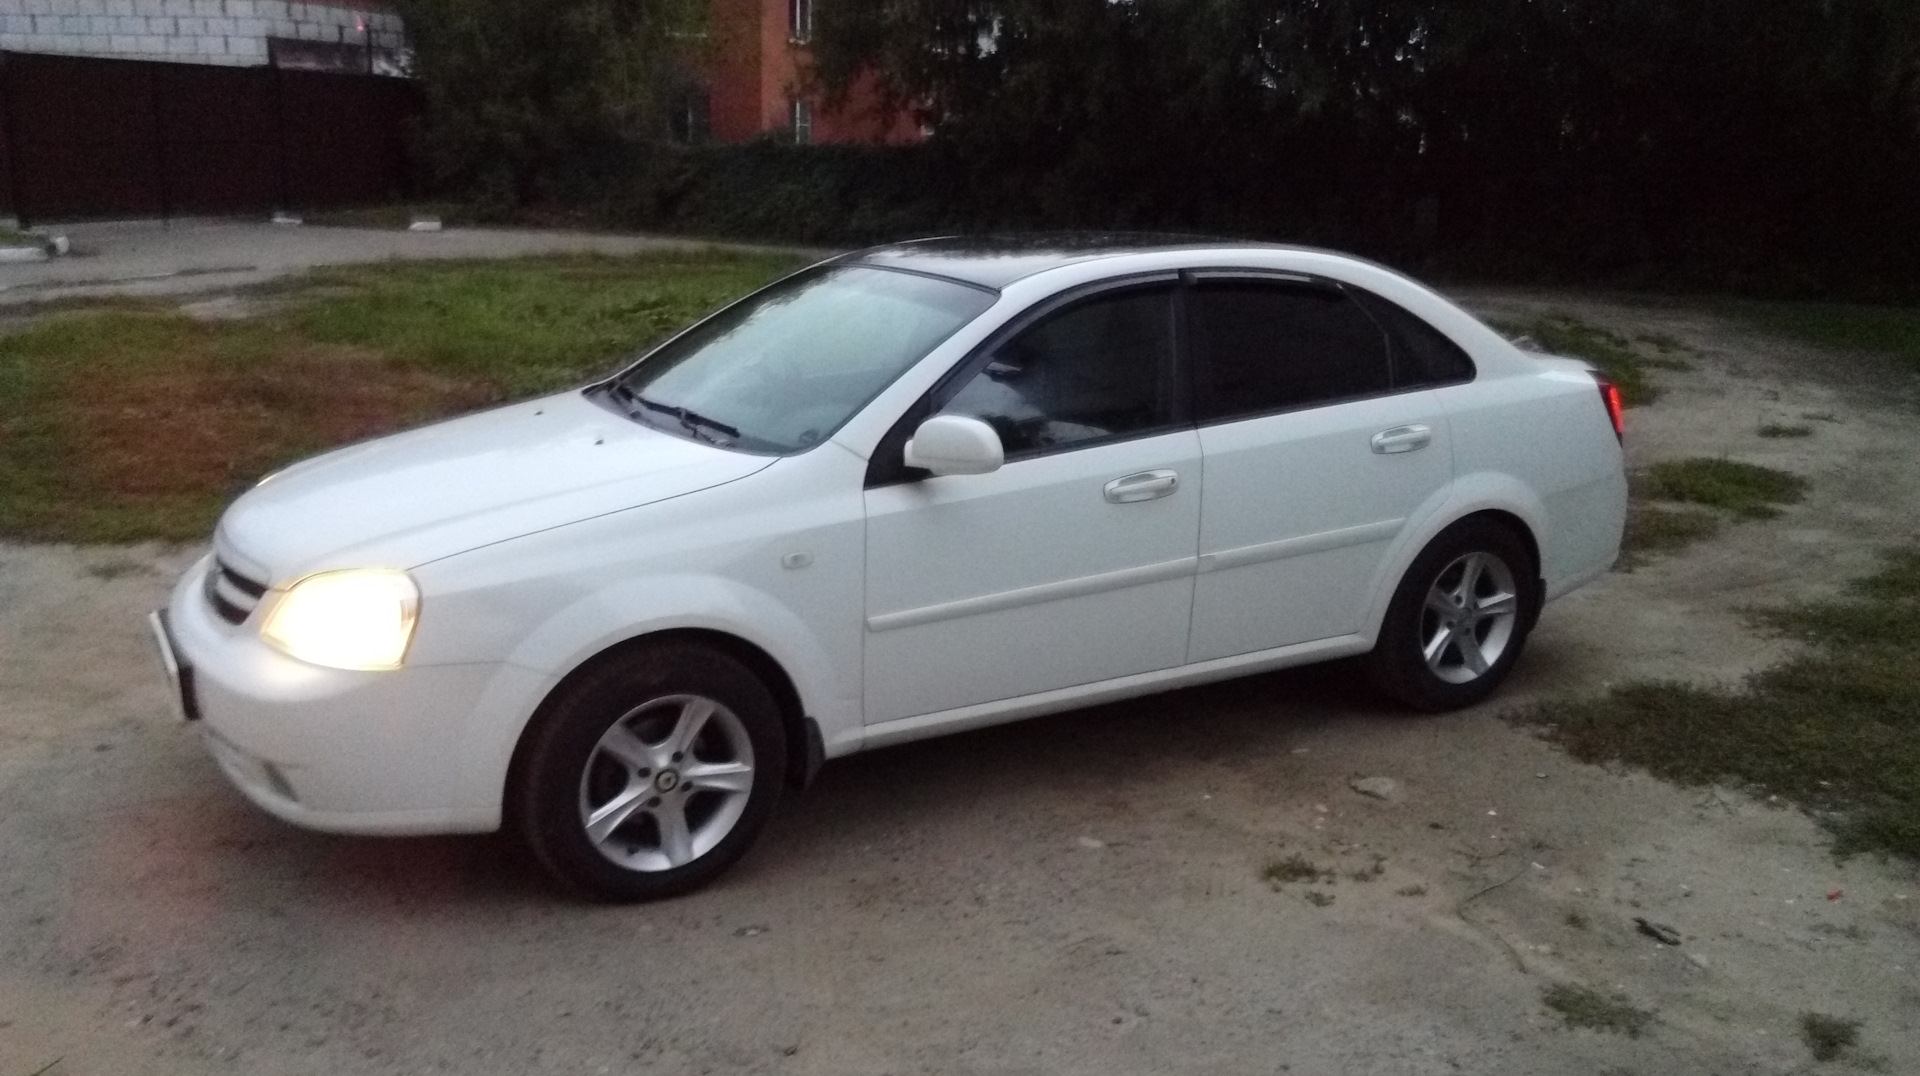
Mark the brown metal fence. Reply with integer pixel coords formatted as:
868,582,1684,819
0,50,421,227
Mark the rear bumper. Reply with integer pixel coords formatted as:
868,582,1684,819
164,556,506,835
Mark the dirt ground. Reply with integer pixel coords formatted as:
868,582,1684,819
3,288,1919,1076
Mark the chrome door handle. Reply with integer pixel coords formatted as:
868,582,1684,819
1370,425,1433,454
1104,469,1180,503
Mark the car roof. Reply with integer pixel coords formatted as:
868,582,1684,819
837,233,1285,290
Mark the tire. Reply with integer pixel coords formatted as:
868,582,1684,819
1367,518,1541,712
514,641,788,901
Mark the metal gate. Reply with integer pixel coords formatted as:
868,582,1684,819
0,50,421,226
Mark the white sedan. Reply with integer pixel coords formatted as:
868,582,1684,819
152,237,1627,900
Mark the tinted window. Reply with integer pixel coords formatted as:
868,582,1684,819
608,265,995,454
1349,288,1477,387
1190,280,1391,421
940,286,1177,458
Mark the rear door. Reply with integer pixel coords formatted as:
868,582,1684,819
1185,274,1457,662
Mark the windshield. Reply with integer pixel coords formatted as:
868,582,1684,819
603,265,997,454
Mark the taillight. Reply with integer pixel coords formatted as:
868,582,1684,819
1594,375,1625,443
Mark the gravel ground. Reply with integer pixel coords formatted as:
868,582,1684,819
3,289,1919,1075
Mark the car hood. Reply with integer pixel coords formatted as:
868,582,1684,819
217,390,775,582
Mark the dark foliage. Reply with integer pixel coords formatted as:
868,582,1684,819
410,1,1920,296
800,0,1920,296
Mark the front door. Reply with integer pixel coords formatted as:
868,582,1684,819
862,284,1201,725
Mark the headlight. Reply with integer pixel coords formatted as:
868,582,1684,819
260,569,420,671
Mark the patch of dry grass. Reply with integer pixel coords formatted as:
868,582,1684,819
0,252,800,542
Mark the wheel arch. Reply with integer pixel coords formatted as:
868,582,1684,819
1456,508,1543,627
1363,487,1550,646
503,628,824,827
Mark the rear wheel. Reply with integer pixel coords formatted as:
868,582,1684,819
514,642,787,901
1367,519,1539,711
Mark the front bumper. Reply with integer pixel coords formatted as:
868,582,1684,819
162,556,510,835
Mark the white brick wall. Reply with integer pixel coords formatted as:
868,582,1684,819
0,0,403,68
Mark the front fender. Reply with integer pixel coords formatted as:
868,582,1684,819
447,572,859,816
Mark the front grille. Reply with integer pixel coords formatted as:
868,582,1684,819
204,557,269,625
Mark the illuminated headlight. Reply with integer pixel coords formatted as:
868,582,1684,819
260,569,420,671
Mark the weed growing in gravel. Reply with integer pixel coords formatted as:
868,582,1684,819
1564,911,1590,930
1634,330,1690,355
1303,891,1336,907
1347,858,1387,883
1800,1012,1862,1062
1758,423,1814,438
1513,549,1920,858
1620,504,1722,565
1634,458,1806,519
1263,854,1333,885
1542,984,1654,1037
1491,315,1660,405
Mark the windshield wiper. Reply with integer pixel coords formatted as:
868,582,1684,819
613,386,741,444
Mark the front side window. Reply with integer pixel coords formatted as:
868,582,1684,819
939,286,1178,459
1189,279,1392,421
605,266,995,454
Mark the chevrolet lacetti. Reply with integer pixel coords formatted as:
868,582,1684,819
151,237,1628,900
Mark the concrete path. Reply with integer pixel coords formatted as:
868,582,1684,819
0,217,811,305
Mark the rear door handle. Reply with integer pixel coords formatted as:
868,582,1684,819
1104,469,1179,503
1370,425,1433,454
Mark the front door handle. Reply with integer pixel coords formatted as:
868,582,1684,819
1370,425,1433,454
1104,469,1180,504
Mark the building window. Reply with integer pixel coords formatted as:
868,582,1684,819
789,0,813,43
792,98,814,144
671,84,712,145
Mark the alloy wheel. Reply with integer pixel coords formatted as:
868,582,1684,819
1420,551,1520,685
576,694,756,872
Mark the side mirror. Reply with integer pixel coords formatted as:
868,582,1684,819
903,414,1004,477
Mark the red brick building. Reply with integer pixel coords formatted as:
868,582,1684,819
700,0,918,144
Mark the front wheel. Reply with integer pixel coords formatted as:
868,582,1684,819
514,642,787,901
1367,519,1540,711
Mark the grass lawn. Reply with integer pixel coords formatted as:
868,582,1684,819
0,250,803,543
1512,549,1920,859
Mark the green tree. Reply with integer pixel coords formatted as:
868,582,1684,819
393,0,706,208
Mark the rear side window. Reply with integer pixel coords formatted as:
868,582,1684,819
1189,279,1391,421
1348,287,1477,388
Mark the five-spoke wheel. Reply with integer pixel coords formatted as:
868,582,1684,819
1419,551,1521,684
1369,519,1539,711
515,642,786,901
578,694,757,872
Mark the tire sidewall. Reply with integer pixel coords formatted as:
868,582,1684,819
517,643,787,901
